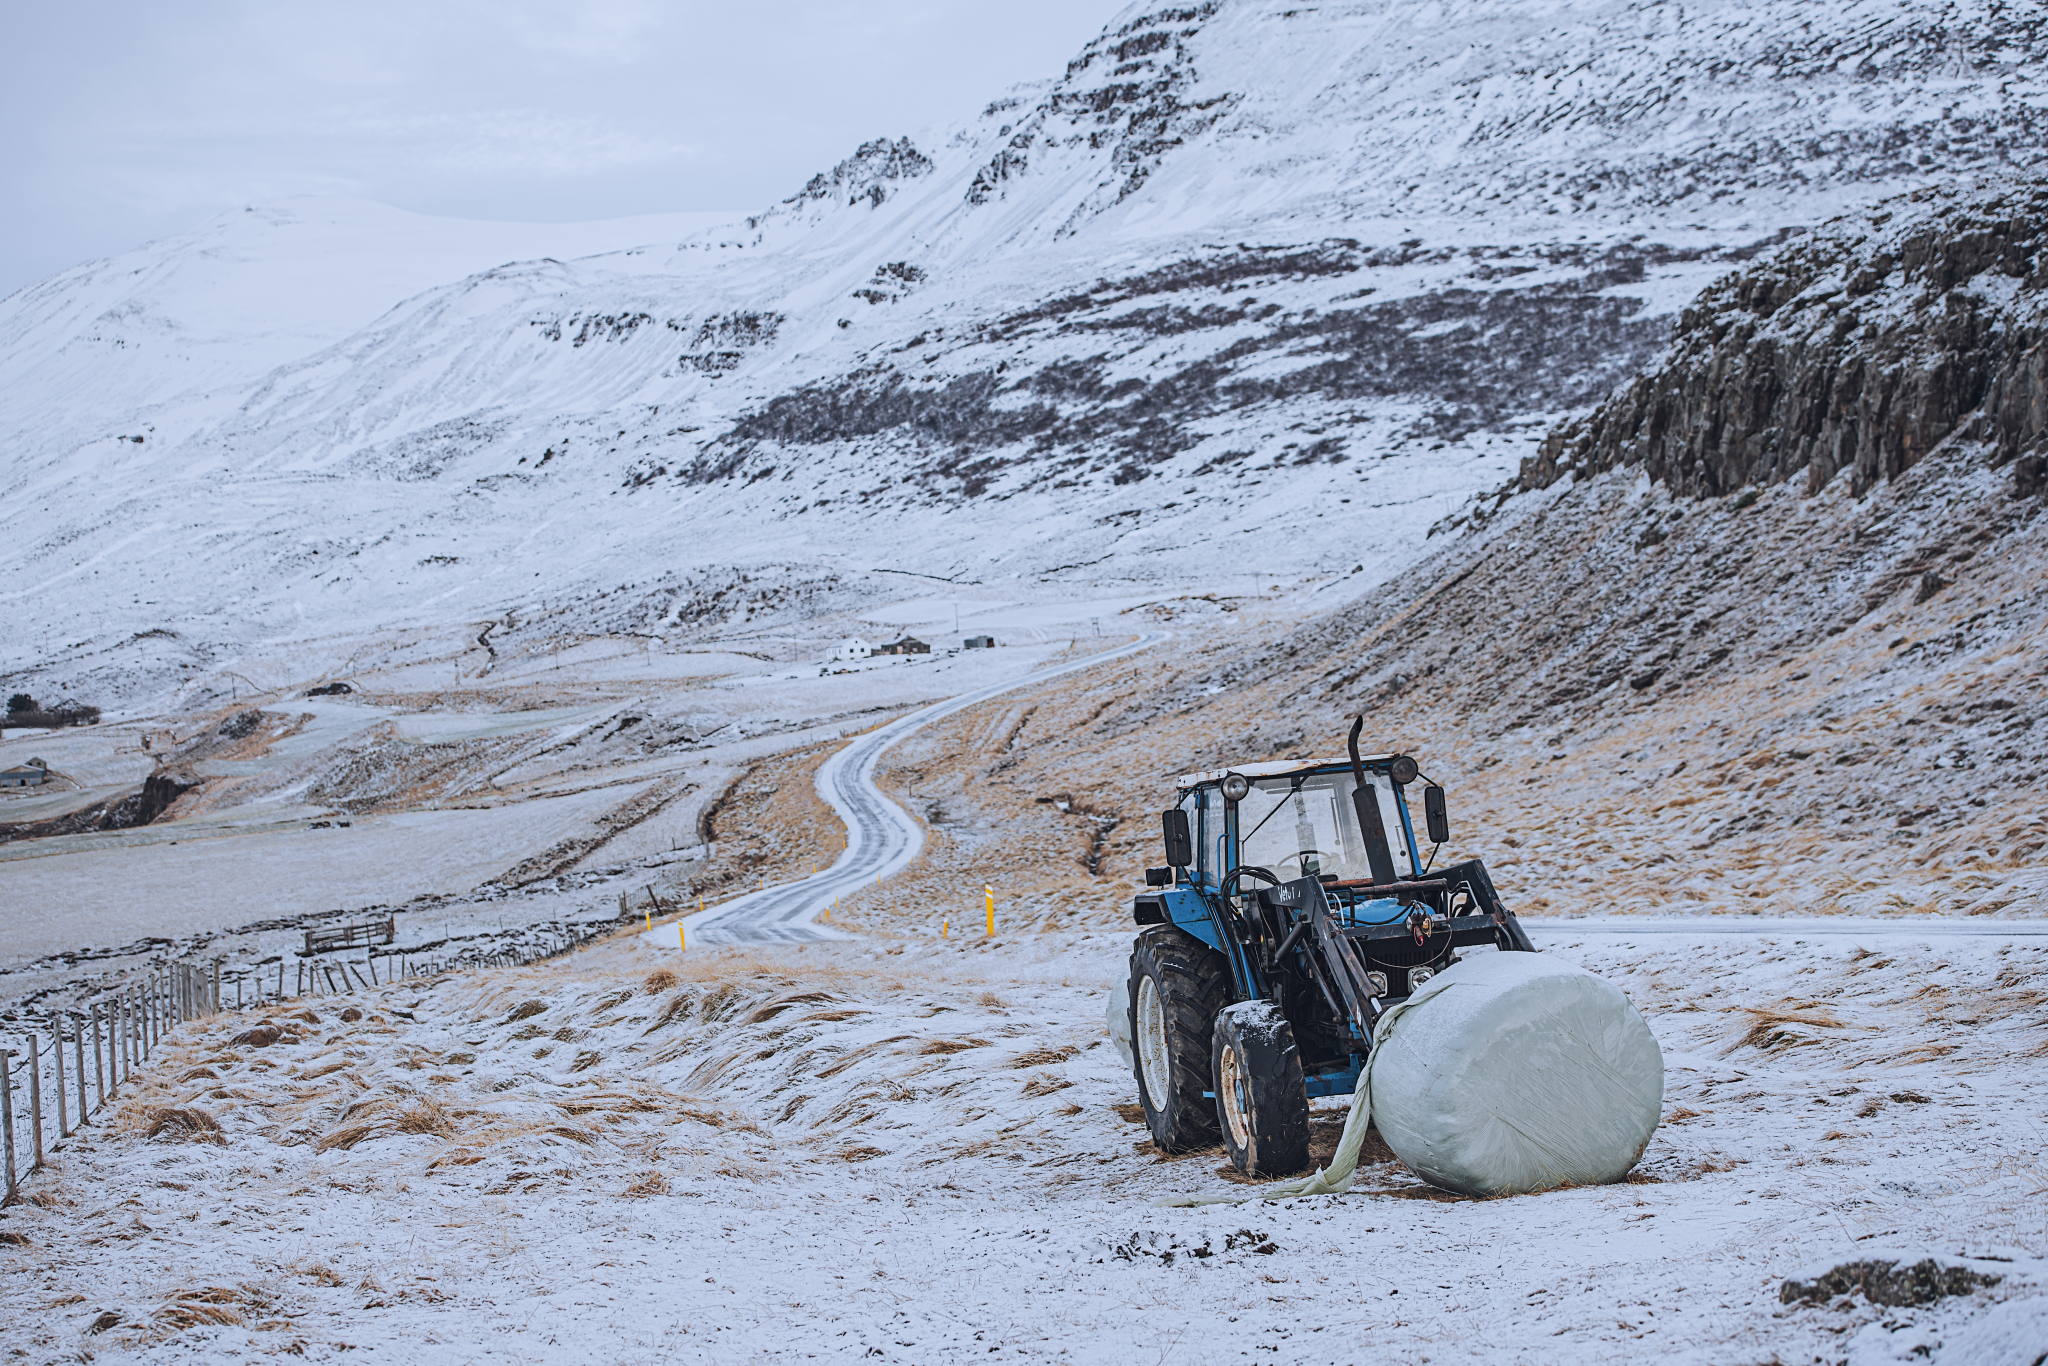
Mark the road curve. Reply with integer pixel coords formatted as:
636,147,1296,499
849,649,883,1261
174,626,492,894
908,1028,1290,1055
666,632,1171,945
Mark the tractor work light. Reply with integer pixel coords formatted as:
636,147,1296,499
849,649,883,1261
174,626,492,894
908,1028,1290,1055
1220,772,1251,802
1409,965,1435,989
1366,970,1389,998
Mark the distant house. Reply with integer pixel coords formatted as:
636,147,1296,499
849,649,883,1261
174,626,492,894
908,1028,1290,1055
873,637,931,656
963,635,996,649
832,637,873,662
1,765,44,788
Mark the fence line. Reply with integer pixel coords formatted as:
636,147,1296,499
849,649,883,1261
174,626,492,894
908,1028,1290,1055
1,917,614,1206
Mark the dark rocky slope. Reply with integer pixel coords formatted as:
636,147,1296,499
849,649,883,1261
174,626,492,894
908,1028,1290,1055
1513,179,2048,500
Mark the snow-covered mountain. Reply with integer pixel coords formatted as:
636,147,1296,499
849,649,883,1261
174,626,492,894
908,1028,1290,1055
5,0,2046,709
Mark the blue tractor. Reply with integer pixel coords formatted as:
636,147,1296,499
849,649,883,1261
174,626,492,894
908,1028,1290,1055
1125,718,1536,1176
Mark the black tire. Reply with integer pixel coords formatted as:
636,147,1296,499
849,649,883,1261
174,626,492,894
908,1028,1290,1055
1127,926,1230,1152
1212,1000,1311,1177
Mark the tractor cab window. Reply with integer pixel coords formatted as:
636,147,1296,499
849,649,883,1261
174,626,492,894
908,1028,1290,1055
1189,788,1213,883
1237,771,1415,883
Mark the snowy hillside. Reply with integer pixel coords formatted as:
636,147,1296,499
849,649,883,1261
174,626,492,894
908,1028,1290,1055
5,0,2047,710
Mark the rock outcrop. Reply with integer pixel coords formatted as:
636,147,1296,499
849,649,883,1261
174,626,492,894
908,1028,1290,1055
1517,179,2048,501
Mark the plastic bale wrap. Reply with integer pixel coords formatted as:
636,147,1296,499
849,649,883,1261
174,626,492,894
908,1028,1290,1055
1368,952,1663,1196
1106,978,1134,1068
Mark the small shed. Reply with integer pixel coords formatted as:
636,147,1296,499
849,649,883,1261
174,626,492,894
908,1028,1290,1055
1,765,45,788
832,637,873,662
963,635,996,649
874,637,931,656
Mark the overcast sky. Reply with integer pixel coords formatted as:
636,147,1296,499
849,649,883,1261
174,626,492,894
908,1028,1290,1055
0,0,1123,298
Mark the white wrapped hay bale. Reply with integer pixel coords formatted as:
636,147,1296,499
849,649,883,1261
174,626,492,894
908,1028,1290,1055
1367,952,1663,1196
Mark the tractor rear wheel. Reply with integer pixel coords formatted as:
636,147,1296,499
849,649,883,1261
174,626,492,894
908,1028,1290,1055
1128,926,1229,1152
1212,1000,1311,1177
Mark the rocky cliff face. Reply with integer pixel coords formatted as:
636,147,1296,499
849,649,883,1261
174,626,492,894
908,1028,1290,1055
1515,180,2048,502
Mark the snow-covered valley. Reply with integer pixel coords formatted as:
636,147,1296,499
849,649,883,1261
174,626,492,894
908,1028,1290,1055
5,0,2048,1361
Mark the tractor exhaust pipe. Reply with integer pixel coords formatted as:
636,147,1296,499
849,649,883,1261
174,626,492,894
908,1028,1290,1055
1347,716,1399,886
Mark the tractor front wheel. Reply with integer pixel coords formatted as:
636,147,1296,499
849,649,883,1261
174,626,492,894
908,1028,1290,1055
1212,1000,1311,1177
1128,927,1229,1152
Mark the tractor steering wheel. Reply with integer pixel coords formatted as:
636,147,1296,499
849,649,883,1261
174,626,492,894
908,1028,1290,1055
1277,850,1328,881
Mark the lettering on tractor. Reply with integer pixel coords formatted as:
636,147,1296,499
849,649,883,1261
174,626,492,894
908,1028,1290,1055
1123,716,1536,1178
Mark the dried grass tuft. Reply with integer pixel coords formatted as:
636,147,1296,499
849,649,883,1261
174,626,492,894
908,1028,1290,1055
644,993,697,1033
622,1171,671,1198
156,1286,247,1330
699,983,748,1021
920,1038,991,1056
1726,1007,1844,1055
178,1066,220,1083
836,1146,885,1163
1009,1045,1079,1068
570,1051,602,1072
743,991,837,1025
395,1099,458,1138
644,970,678,995
506,1000,549,1023
315,1123,380,1153
1022,1074,1075,1098
144,1107,225,1145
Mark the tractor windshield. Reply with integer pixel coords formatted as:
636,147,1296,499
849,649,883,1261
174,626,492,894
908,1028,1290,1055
1237,770,1416,882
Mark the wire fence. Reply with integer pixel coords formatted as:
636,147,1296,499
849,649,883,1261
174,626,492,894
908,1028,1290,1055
1,916,616,1206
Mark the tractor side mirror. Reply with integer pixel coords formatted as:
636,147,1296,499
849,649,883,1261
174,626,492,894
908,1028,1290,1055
1424,785,1449,845
1161,808,1193,867
1144,866,1173,887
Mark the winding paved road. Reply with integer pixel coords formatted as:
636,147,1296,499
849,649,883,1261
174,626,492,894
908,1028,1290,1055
666,632,1170,945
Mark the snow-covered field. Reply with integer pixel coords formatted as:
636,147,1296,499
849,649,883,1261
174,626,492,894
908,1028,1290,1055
2,923,2043,1363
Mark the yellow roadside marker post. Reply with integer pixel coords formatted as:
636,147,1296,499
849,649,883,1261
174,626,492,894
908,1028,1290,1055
942,919,948,939
985,885,994,936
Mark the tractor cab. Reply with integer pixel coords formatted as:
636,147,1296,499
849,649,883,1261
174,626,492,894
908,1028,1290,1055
1122,719,1536,1176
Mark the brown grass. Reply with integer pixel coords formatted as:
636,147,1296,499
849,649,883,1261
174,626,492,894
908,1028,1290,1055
623,1171,671,1197
1726,1007,1845,1055
743,991,840,1024
315,1123,379,1153
644,993,698,1033
644,970,678,995
143,1107,224,1145
1022,1074,1075,1098
920,1038,991,1055
1009,1045,1079,1068
815,1036,915,1079
395,1099,457,1138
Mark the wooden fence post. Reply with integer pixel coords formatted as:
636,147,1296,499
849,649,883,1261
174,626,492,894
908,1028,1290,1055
52,1018,69,1140
28,1034,44,1172
73,1015,88,1127
91,1005,105,1108
1,1049,16,1202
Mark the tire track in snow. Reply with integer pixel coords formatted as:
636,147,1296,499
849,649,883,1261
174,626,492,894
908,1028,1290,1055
668,632,1171,945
